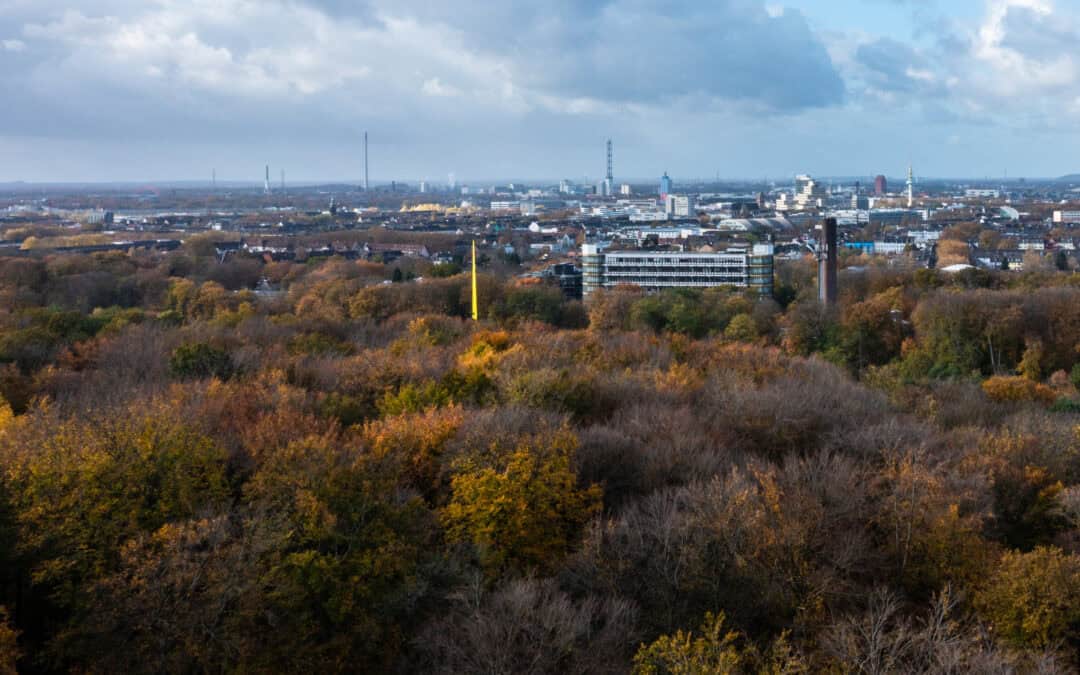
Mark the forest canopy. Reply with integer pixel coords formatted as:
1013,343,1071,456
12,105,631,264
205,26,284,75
0,244,1079,673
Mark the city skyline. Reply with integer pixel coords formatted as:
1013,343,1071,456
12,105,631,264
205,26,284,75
2,0,1079,182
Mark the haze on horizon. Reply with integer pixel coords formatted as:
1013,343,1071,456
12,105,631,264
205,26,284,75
1,0,1079,183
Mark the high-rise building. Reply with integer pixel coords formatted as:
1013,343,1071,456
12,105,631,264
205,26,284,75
779,174,827,211
660,172,672,197
620,184,632,196
874,175,887,196
665,194,696,218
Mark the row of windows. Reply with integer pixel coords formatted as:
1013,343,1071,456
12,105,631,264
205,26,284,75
607,257,746,265
600,276,746,284
605,268,746,275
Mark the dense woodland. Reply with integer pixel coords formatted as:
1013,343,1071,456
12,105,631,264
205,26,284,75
0,235,1079,673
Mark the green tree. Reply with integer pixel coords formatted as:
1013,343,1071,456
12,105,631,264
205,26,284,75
493,285,566,326
724,313,758,343
1055,249,1070,271
429,262,462,277
1071,363,1080,390
169,343,234,380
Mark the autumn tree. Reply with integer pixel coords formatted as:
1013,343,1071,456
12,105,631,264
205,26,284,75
633,612,805,675
974,546,1080,650
441,428,602,575
632,612,747,675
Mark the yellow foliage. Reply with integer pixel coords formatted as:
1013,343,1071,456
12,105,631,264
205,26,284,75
0,398,12,435
458,330,517,372
981,376,1056,404
633,612,806,675
633,612,744,675
441,429,601,575
974,546,1080,649
653,362,705,395
0,401,230,594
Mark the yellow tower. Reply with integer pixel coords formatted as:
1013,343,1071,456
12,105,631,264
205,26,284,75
471,241,479,321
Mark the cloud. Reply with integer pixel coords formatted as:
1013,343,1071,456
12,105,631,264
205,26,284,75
974,1,1078,93
842,0,1080,131
855,38,940,94
385,1,844,110
421,77,461,98
5,0,843,117
2,0,1079,180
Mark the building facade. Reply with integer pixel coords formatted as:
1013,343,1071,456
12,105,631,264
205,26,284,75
665,194,696,218
581,244,774,298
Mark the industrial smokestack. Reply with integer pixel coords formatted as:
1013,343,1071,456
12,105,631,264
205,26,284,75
264,165,270,195
818,217,838,305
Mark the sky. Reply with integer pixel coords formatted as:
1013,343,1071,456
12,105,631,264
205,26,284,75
1,0,1079,183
